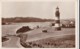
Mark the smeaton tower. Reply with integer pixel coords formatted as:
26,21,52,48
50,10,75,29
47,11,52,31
54,7,61,30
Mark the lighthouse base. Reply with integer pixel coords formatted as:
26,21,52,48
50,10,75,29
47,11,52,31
55,27,61,31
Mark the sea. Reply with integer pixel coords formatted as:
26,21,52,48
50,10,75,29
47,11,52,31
2,22,53,36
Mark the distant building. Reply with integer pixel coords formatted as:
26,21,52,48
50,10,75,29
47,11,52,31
61,20,75,28
2,22,9,25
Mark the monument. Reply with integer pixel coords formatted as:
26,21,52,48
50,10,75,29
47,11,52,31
54,7,61,30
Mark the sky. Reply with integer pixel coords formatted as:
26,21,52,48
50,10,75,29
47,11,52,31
2,1,75,19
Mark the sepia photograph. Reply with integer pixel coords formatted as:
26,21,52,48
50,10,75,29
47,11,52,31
1,0,78,48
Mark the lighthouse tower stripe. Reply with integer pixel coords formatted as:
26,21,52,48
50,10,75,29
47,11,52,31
54,23,60,27
55,17,59,20
55,19,60,27
55,20,60,23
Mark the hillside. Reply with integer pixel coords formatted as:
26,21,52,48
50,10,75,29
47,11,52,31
2,17,54,23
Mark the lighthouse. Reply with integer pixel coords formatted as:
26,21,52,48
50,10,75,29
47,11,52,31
54,7,61,30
